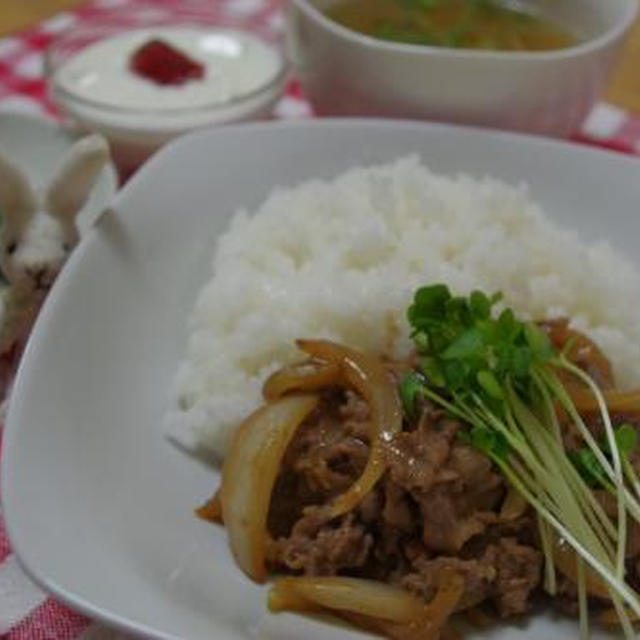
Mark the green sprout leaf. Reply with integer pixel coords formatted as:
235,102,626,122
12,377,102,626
419,355,445,387
442,327,483,360
404,282,640,626
407,283,553,403
602,423,638,457
511,346,533,379
398,370,424,419
469,425,509,460
571,424,638,488
496,308,518,342
615,423,638,456
477,369,503,400
408,283,451,328
570,448,606,488
524,322,554,360
470,290,491,319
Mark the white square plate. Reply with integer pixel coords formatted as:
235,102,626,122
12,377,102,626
3,120,640,639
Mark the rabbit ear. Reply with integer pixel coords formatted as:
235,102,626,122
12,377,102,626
0,150,36,236
46,134,110,222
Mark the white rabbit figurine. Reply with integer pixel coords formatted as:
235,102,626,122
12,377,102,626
0,134,110,355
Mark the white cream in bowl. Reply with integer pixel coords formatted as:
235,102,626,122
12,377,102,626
49,26,285,172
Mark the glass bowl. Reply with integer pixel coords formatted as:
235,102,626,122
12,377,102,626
46,6,286,174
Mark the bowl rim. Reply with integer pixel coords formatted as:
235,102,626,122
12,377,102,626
289,0,639,61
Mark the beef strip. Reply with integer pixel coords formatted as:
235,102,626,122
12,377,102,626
553,575,612,617
416,484,489,553
383,410,504,553
401,537,541,617
267,384,542,620
284,390,370,497
491,538,542,617
272,507,373,575
251,327,640,635
401,555,496,610
382,409,459,494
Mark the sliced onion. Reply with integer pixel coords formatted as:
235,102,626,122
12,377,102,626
339,613,459,640
499,487,528,521
568,387,640,413
416,569,465,632
553,538,611,600
220,394,318,582
296,339,402,517
263,361,341,401
355,573,465,640
267,576,425,622
268,580,324,614
543,320,614,388
268,572,464,640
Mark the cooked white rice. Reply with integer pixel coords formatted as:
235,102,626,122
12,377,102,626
165,156,640,457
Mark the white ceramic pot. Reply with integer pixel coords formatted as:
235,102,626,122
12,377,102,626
286,0,638,137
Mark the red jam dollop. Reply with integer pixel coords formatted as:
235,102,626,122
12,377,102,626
129,39,205,86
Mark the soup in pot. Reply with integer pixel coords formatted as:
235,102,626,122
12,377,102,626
326,0,577,51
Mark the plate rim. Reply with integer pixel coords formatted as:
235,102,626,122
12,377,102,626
2,117,639,639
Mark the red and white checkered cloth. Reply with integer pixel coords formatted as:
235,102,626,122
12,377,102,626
0,1,639,638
